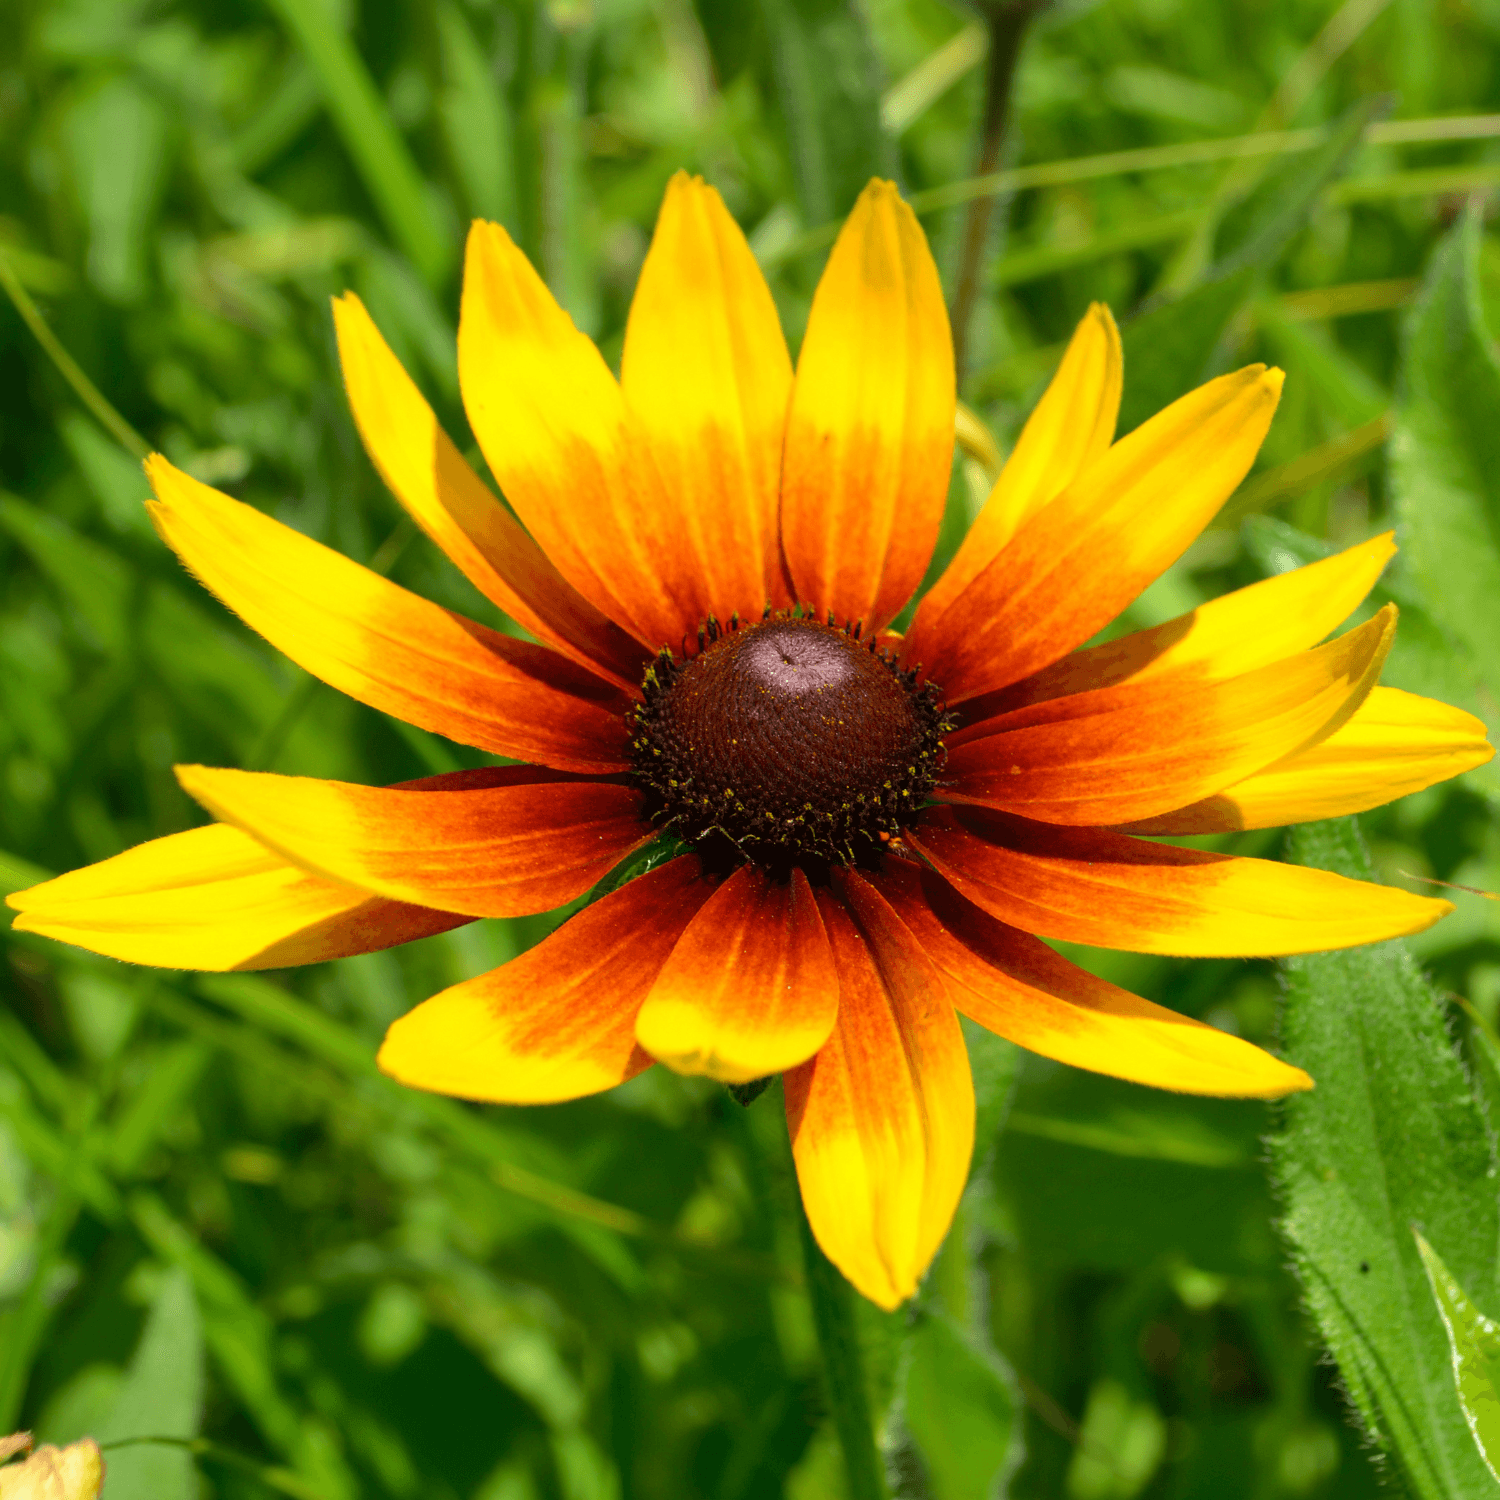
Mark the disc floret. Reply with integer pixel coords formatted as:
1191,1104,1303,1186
629,611,952,868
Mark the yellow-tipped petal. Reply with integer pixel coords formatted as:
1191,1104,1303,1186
780,179,955,632
910,805,1453,957
785,874,973,1310
4,824,465,971
621,172,795,619
878,861,1312,1098
963,531,1398,723
942,607,1395,826
912,365,1283,704
916,302,1121,633
635,866,838,1083
458,220,692,648
174,764,652,920
332,291,645,687
378,856,711,1104
1119,686,1496,834
145,455,631,773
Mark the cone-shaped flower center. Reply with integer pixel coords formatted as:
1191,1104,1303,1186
630,614,950,867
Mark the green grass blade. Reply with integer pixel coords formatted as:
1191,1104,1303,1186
262,0,452,287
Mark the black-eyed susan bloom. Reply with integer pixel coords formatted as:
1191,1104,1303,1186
9,175,1491,1309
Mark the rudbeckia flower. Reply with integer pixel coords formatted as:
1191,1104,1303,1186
9,175,1491,1310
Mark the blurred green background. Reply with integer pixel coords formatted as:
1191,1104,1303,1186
4,0,1500,1496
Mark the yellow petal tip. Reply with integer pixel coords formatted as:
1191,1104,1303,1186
172,763,211,796
1279,1065,1315,1096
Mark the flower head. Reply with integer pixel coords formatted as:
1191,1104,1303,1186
9,174,1491,1309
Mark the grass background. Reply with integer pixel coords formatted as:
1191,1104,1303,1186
3,0,1500,1496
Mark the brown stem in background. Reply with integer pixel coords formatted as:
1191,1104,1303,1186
950,1,1043,381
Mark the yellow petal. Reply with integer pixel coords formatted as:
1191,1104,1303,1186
910,365,1283,704
634,865,838,1083
965,531,1397,722
916,303,1121,633
877,860,1312,1098
146,455,631,773
780,180,955,632
1118,686,1496,833
621,172,795,620
175,765,651,919
784,874,973,1310
942,607,1395,826
5,824,466,971
332,292,645,687
458,221,693,648
378,856,711,1104
909,804,1453,956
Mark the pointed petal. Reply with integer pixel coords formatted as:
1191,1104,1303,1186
458,221,693,648
634,865,838,1083
913,303,1121,638
784,873,973,1310
914,366,1283,704
1118,686,1496,834
941,608,1394,826
876,860,1312,1098
146,456,631,773
621,173,795,620
377,855,711,1104
780,180,955,632
5,824,468,971
958,531,1397,726
907,804,1452,956
332,292,647,688
175,764,651,920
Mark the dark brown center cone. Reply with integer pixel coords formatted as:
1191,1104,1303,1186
630,614,951,867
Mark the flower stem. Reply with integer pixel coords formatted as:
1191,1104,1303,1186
796,1203,890,1500
0,248,150,460
950,0,1044,380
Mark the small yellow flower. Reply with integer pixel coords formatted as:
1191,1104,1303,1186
9,174,1490,1308
0,1436,105,1500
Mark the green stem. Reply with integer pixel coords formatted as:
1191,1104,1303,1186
0,249,150,460
98,1436,323,1500
949,0,1043,379
796,1203,890,1500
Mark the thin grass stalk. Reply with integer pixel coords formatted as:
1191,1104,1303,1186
0,249,149,459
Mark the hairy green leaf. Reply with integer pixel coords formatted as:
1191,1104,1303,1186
894,1310,1020,1500
1272,817,1500,1497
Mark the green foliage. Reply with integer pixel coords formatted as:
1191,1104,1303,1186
92,1269,203,1500
894,1310,1020,1500
3,0,1500,1497
1272,817,1499,1498
1391,204,1500,763
1415,1232,1500,1485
